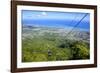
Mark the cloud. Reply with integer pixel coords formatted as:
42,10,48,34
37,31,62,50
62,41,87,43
41,12,47,16
36,12,47,17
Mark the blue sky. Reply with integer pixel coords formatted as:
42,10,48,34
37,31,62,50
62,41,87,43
22,10,90,31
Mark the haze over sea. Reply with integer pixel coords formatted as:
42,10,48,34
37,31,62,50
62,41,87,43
22,10,90,31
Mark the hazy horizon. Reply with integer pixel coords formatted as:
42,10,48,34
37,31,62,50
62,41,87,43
22,10,90,31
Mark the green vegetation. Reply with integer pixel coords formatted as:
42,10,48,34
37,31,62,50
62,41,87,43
22,26,90,62
22,33,90,62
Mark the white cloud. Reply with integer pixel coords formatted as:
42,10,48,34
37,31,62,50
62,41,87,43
36,12,47,17
41,12,47,16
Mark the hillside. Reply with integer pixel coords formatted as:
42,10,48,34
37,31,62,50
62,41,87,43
22,25,90,62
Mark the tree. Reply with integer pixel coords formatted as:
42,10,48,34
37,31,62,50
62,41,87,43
71,41,90,59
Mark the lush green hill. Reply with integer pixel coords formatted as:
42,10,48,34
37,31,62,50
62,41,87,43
22,26,90,62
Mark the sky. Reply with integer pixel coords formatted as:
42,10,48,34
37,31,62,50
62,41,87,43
22,10,90,31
